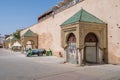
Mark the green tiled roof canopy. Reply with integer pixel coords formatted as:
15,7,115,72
61,9,105,26
22,29,36,37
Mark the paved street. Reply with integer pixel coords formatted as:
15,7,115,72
0,48,120,80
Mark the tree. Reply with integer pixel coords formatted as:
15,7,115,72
13,30,21,39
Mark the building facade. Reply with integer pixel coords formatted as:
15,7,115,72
0,36,5,48
20,0,120,64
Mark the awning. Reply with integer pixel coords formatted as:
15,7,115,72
12,41,21,47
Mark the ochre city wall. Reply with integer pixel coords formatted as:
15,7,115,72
21,0,120,64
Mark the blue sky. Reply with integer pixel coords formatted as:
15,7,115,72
0,0,62,36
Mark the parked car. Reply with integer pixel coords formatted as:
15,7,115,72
26,49,46,57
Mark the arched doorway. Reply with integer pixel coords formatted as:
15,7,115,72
67,33,77,64
84,33,99,64
26,40,34,49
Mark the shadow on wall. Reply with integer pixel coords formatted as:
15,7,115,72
39,33,53,49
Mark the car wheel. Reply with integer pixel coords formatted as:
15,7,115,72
27,54,30,57
37,53,40,56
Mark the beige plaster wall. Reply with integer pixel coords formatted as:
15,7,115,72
20,23,40,36
21,0,120,63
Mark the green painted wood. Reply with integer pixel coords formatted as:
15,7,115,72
22,29,36,37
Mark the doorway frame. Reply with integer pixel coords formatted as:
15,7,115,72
84,33,99,64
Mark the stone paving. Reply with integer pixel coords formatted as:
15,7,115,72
1,48,120,80
36,65,120,80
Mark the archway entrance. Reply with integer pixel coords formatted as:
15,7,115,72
26,40,34,49
67,33,77,64
84,33,99,64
